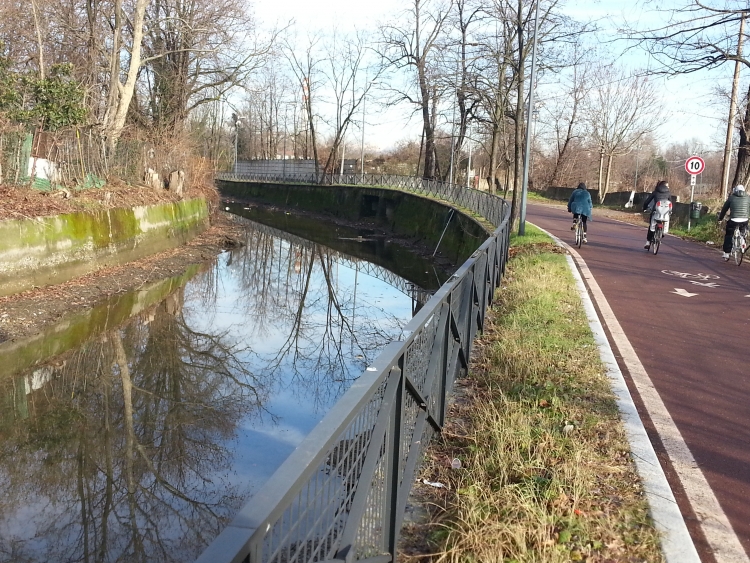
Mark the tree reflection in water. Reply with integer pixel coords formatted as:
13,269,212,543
0,217,416,562
0,291,264,563
217,223,409,413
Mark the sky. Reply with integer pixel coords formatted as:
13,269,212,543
251,0,741,163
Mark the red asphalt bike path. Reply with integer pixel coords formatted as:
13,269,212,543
527,203,750,561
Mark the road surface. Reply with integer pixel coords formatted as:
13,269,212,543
528,203,750,563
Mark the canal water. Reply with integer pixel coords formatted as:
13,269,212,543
0,213,450,563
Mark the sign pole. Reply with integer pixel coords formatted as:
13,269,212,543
688,174,696,231
685,156,705,233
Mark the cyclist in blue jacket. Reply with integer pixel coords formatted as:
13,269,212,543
567,182,593,243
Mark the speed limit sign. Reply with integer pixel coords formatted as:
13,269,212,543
685,156,705,175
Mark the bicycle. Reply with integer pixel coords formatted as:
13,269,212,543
573,215,585,248
728,225,748,265
649,221,664,255
645,201,671,255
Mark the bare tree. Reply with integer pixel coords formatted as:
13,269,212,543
318,31,379,181
544,40,592,186
140,0,276,131
283,33,325,180
586,65,664,202
445,0,483,182
622,2,750,187
473,11,517,195
378,0,453,179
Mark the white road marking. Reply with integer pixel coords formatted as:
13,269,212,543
532,223,748,563
688,281,720,288
662,270,720,281
672,288,698,297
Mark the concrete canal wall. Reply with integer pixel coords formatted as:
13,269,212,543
0,198,209,297
216,180,489,265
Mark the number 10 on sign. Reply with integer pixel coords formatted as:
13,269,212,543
685,156,705,175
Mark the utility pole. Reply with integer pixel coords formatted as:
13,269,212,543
518,0,540,236
721,13,745,201
466,130,473,188
233,113,242,175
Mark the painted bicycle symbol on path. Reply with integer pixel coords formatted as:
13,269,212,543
661,270,720,287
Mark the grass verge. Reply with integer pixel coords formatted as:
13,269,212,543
668,212,722,244
399,225,664,563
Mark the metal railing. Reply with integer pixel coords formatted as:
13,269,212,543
229,214,435,306
216,171,506,228
200,174,511,563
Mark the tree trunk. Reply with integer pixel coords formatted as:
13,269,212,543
31,0,45,80
596,146,604,202
419,64,436,179
306,98,320,182
510,0,526,227
488,120,499,195
601,153,614,203
732,83,750,187
101,0,150,152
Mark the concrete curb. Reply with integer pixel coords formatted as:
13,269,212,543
532,224,701,563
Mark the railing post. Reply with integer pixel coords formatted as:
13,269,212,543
383,366,404,556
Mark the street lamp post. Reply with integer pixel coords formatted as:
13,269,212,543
466,125,473,188
233,113,242,175
518,0,540,236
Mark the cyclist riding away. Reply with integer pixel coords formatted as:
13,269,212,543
642,180,672,249
568,182,592,243
718,184,749,260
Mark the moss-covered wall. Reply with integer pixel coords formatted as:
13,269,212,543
217,180,488,265
0,198,208,297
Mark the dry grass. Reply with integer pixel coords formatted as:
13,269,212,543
399,227,664,563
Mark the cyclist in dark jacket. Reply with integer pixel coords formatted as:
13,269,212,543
567,182,593,243
642,180,671,249
718,184,750,260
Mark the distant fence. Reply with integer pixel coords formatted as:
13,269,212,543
536,187,710,226
235,159,318,177
198,174,510,563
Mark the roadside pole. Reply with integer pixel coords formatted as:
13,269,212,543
689,174,696,231
685,156,706,232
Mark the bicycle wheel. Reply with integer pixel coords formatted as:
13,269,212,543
734,234,744,266
576,221,583,249
651,226,662,255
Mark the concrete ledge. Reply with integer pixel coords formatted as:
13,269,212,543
0,198,209,297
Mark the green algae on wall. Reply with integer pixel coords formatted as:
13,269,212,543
0,198,209,298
